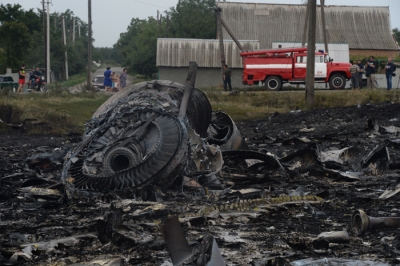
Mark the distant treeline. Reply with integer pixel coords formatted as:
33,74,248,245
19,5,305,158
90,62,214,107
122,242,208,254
0,4,119,78
114,0,216,77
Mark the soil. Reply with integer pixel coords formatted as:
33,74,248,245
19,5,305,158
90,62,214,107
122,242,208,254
1,102,400,265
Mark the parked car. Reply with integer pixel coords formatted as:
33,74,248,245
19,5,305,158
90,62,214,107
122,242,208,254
0,75,18,92
92,75,104,91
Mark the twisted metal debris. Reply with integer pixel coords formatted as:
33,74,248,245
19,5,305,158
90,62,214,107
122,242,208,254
61,62,246,193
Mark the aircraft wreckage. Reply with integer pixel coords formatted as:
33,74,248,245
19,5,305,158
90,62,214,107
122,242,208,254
62,62,282,194
3,62,400,265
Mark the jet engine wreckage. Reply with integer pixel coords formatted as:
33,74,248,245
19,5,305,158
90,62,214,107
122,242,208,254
62,61,274,195
2,63,400,265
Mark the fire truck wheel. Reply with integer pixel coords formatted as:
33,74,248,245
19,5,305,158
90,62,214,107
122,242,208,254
329,74,346,90
265,76,282,91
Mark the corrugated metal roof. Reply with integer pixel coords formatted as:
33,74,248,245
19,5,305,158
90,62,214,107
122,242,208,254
156,38,260,68
219,2,398,50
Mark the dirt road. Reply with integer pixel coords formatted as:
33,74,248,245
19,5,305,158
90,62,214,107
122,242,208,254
69,66,134,93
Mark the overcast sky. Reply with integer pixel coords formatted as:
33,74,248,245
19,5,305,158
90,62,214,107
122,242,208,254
3,0,400,47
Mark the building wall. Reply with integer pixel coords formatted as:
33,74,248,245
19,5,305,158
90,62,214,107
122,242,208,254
157,38,260,68
219,2,398,51
159,67,248,89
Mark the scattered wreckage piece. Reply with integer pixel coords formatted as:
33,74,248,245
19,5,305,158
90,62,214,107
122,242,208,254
159,216,193,265
2,86,400,264
222,150,289,178
197,234,225,266
61,62,264,194
289,258,389,266
351,210,400,235
379,183,400,200
160,216,225,266
312,231,350,249
367,116,400,135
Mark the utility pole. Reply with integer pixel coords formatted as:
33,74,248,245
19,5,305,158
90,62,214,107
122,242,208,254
221,18,244,51
72,17,76,45
42,0,46,73
62,15,69,80
78,23,81,37
215,6,225,80
166,15,169,38
301,1,309,47
46,0,51,84
157,10,160,38
159,14,162,38
87,0,92,90
305,0,316,106
320,0,329,53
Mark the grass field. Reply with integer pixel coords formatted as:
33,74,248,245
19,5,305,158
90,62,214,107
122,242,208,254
204,86,400,121
0,89,109,134
48,66,103,89
1,83,399,135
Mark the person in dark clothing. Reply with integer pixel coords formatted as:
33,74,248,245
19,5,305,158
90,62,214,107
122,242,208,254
103,67,112,92
32,67,42,90
29,68,35,89
357,60,365,89
223,64,232,92
349,61,360,90
366,56,377,88
385,58,396,90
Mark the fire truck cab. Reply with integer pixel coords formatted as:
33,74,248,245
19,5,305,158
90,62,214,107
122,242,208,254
240,47,351,90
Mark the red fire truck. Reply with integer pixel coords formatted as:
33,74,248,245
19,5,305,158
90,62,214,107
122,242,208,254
240,47,351,90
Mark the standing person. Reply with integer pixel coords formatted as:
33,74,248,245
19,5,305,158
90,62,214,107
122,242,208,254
357,60,365,89
366,56,377,88
17,64,26,94
111,71,117,91
33,67,42,91
349,61,360,90
29,68,35,90
119,68,127,90
385,58,396,90
103,67,112,92
114,74,120,91
223,64,232,92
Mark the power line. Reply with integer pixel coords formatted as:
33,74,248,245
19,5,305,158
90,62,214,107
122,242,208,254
131,0,167,9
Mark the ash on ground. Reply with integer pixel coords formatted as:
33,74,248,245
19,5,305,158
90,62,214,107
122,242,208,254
1,102,400,265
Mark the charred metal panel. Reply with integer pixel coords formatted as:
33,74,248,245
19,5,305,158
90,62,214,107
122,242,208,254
62,77,225,192
208,111,247,151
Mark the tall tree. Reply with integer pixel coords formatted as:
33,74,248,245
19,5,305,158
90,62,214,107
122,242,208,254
0,21,32,71
0,3,91,77
115,0,217,77
115,18,158,77
0,4,38,71
168,0,216,39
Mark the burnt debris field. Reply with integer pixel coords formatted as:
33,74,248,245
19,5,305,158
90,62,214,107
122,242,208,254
1,94,400,265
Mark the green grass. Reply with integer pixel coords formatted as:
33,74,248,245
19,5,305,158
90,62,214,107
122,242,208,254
49,66,102,89
1,84,399,135
201,87,400,121
53,72,88,88
0,90,110,134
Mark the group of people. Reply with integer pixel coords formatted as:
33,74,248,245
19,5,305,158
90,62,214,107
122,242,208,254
350,56,397,90
16,65,44,93
103,67,127,92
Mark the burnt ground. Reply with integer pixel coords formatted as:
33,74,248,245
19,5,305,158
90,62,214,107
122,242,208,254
1,102,400,265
